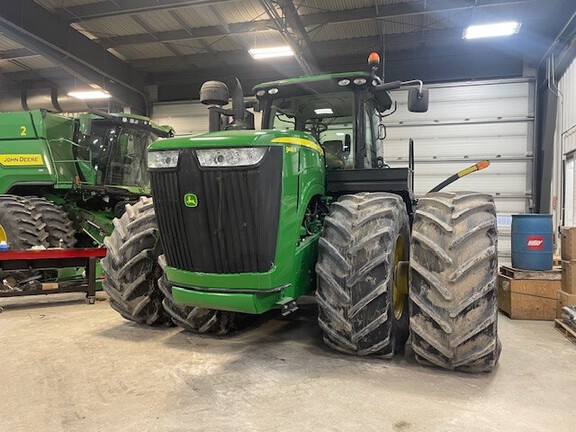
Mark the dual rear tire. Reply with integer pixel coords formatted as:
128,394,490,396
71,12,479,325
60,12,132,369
316,191,500,372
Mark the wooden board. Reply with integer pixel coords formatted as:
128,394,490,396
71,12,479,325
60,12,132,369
498,274,560,320
499,265,561,280
561,261,576,294
554,319,576,345
556,290,576,319
561,226,576,261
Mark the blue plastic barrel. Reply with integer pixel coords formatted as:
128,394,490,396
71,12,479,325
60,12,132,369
511,214,553,271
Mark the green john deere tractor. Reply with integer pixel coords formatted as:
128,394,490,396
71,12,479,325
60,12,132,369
0,109,173,289
103,58,500,372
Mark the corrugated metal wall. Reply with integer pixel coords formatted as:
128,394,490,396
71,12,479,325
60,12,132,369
555,56,576,227
151,78,534,263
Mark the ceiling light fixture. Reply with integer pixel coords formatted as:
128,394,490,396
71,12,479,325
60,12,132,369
248,46,294,59
314,108,333,115
463,21,521,39
68,90,112,100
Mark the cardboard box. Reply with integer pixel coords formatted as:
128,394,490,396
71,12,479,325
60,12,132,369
561,226,576,261
562,260,576,294
498,274,559,320
556,289,576,319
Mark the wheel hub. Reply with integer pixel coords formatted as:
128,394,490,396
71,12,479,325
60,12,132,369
0,224,7,244
393,235,409,320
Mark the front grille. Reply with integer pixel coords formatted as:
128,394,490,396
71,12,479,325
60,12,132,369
150,147,282,273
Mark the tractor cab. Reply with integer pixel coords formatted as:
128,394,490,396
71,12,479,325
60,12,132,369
254,68,428,171
255,71,390,171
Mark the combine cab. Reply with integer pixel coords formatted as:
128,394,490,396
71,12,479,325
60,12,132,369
103,55,500,372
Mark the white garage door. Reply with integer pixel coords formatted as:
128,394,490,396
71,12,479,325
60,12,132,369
384,79,534,263
152,101,213,136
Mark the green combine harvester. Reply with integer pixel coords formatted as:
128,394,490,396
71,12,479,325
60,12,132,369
0,109,173,288
103,55,501,372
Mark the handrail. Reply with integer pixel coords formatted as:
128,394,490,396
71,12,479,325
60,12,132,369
46,138,93,187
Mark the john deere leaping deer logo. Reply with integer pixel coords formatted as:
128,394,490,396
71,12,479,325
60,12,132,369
184,193,198,208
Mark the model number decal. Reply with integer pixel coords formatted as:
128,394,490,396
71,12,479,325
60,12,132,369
20,126,27,136
0,154,44,166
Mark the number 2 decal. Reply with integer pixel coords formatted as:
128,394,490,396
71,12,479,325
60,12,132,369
20,126,27,136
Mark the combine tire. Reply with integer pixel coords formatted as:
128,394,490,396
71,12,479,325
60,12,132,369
26,197,76,248
101,197,171,325
409,191,500,373
0,195,49,286
158,273,239,335
316,193,410,357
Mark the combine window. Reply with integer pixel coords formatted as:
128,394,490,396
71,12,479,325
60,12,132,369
84,124,158,188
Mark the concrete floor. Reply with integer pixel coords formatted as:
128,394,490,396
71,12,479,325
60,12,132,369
0,294,574,432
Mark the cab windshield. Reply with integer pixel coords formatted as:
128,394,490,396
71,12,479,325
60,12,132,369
264,90,379,169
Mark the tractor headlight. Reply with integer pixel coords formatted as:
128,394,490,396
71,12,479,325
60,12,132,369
147,150,180,168
196,147,267,167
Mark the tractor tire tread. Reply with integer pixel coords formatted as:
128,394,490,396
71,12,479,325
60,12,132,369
409,191,500,373
316,192,410,358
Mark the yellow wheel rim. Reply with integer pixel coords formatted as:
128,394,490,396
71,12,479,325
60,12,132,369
0,224,7,244
392,235,408,320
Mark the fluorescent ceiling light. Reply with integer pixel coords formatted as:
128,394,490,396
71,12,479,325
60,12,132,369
68,90,111,100
248,46,294,59
314,108,333,115
463,21,521,39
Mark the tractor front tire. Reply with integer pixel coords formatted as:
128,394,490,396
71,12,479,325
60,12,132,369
102,196,241,334
26,197,76,248
158,274,240,336
101,197,171,325
316,193,410,357
409,191,500,373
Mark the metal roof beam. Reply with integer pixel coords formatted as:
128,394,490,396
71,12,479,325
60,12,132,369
0,0,148,112
259,0,318,74
0,47,37,61
59,0,235,22
274,0,320,73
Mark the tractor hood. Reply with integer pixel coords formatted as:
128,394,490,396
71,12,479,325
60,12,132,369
148,129,322,154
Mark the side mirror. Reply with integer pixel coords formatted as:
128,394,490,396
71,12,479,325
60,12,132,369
408,87,429,113
79,113,92,136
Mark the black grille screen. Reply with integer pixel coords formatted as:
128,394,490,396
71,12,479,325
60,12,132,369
150,147,282,273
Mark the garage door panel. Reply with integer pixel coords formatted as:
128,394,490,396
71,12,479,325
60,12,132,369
384,135,529,160
385,122,529,140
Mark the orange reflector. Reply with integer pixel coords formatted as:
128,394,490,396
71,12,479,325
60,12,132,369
476,160,490,170
368,52,380,66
